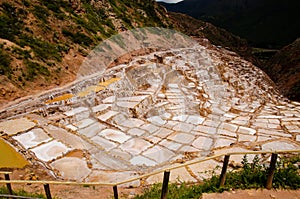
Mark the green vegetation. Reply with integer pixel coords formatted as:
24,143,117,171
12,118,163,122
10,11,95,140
18,35,62,62
25,60,50,81
0,47,12,77
142,2,164,27
11,47,32,60
0,2,25,42
62,29,93,46
0,0,172,96
32,5,50,23
0,155,298,198
70,2,117,39
42,1,65,13
135,155,300,199
0,186,60,199
21,0,30,7
42,0,74,15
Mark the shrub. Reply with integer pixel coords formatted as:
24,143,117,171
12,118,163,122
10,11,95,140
224,155,267,189
0,48,12,76
273,155,300,189
62,29,93,46
0,2,24,42
25,60,50,81
12,47,32,59
32,5,50,23
18,35,62,61
21,0,30,7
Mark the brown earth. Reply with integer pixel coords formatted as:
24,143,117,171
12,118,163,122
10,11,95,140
2,166,143,199
0,0,171,106
0,0,263,107
264,38,300,101
2,166,299,199
4,174,300,199
202,189,300,199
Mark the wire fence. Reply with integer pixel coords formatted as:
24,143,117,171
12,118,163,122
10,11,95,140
1,149,299,199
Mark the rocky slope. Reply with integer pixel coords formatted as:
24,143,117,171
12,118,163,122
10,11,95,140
168,12,260,66
0,0,172,104
0,0,260,106
264,38,300,101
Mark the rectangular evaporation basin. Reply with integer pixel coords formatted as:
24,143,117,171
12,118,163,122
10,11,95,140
0,138,28,169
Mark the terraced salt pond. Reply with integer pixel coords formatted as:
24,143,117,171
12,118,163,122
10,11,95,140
0,43,299,185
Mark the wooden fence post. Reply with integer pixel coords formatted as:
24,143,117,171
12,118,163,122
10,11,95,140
113,185,118,199
266,153,278,189
161,170,170,199
219,155,230,187
4,173,13,195
44,184,52,199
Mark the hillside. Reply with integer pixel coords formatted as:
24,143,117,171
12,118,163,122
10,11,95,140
264,38,300,101
168,12,260,66
160,0,300,48
0,1,299,198
0,0,172,104
0,0,262,106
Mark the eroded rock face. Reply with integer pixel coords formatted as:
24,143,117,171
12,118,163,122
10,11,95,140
0,44,299,184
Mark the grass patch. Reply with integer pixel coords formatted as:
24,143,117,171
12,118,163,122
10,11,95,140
135,154,300,199
0,186,46,199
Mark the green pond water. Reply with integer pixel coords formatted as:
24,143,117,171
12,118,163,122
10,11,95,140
0,138,28,168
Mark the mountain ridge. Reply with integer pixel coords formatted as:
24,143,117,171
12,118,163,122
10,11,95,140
168,12,260,66
159,0,300,49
